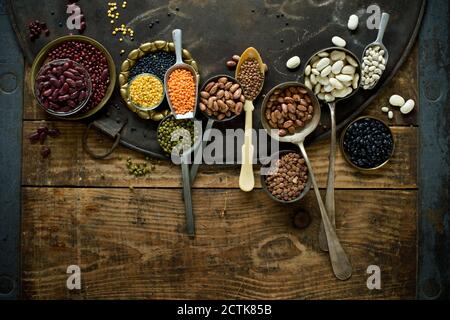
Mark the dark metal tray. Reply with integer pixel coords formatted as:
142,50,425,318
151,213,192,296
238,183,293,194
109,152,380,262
8,0,425,160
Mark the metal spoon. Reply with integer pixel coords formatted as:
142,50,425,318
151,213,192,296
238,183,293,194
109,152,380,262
235,47,265,192
303,47,362,253
261,82,352,280
362,12,390,90
164,29,199,120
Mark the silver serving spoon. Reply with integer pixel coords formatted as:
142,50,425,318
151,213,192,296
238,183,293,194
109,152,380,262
303,48,362,253
261,82,352,280
362,12,390,90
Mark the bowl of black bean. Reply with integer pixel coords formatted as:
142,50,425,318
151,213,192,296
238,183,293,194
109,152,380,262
341,116,395,171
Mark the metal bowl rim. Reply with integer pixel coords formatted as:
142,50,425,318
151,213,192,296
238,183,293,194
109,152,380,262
340,115,396,171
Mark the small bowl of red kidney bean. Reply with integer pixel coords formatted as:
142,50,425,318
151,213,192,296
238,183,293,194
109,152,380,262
261,150,311,203
34,59,92,116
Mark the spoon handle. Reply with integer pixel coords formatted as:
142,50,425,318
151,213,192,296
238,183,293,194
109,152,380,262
375,13,390,44
172,29,184,64
181,154,195,236
190,119,215,184
298,142,352,281
239,100,255,192
319,102,336,252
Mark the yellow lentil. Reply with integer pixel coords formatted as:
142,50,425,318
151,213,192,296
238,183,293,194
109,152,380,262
129,75,164,108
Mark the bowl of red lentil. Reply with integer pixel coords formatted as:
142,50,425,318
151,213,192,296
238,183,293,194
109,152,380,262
31,35,116,120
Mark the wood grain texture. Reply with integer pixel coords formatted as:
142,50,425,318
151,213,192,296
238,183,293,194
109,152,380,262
21,188,416,300
22,121,417,189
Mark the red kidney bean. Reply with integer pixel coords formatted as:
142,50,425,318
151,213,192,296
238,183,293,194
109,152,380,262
70,91,79,100
66,78,76,87
43,89,52,97
58,94,70,101
60,82,69,94
63,71,74,78
50,77,60,88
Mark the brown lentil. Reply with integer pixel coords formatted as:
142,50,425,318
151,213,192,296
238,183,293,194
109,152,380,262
237,58,264,101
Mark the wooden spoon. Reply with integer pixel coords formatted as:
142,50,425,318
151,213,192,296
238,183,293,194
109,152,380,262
235,47,265,192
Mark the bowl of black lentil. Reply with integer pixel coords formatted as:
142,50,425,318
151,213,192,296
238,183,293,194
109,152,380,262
341,116,395,171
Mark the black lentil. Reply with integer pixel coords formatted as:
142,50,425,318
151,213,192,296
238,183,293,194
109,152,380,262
343,117,394,169
129,51,176,81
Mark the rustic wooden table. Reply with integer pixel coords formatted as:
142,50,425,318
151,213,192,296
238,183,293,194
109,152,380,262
20,42,419,299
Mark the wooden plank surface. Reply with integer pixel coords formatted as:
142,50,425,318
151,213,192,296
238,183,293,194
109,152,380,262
20,42,419,299
22,122,417,189
22,188,416,300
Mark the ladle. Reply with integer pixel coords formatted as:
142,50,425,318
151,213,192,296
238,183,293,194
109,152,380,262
304,47,362,253
261,82,352,280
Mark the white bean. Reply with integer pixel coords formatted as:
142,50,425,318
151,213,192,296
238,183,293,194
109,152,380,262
388,111,394,119
286,56,301,69
316,58,331,71
330,50,346,61
305,65,311,76
347,14,359,31
389,94,405,107
341,65,356,75
400,99,415,114
331,60,344,74
320,65,332,77
332,36,346,47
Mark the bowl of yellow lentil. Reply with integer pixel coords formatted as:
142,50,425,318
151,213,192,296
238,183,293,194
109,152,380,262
127,73,165,111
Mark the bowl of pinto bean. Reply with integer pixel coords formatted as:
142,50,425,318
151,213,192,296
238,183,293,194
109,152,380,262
31,35,116,120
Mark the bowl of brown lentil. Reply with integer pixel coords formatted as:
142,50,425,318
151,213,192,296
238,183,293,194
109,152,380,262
261,150,312,204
